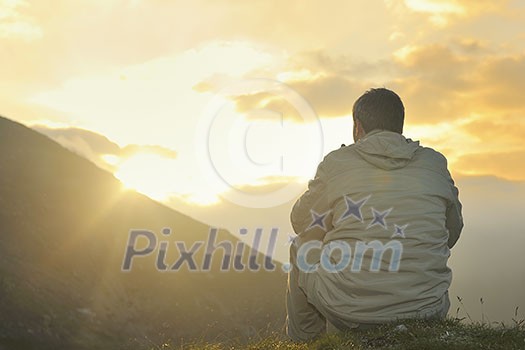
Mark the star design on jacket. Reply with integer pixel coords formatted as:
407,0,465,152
338,195,370,223
307,209,331,231
392,224,408,239
367,207,392,230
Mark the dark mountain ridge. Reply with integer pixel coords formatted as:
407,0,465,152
0,116,286,349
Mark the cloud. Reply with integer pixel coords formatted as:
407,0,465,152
450,38,491,56
197,51,392,121
286,51,397,81
394,44,469,79
461,117,525,148
402,0,465,26
120,144,177,159
197,41,525,182
389,0,512,26
229,44,476,123
285,76,365,118
383,46,525,123
454,151,525,181
33,126,120,172
232,91,301,122
476,55,525,110
33,126,178,172
199,73,365,121
387,44,475,122
196,42,525,128
0,0,42,41
0,0,397,99
3,0,525,200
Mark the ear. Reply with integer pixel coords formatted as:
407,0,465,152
353,119,366,142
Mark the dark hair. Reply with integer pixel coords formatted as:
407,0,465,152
352,88,405,134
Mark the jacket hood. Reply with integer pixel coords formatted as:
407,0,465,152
354,130,420,170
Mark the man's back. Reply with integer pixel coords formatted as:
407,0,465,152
286,88,463,342
290,129,463,328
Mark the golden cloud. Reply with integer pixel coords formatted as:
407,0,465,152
287,76,365,118
0,0,42,41
34,126,178,172
231,75,365,120
461,118,525,147
196,43,525,127
393,47,525,123
476,55,525,110
393,0,512,26
455,151,525,181
259,44,476,123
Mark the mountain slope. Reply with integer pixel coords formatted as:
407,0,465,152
0,116,286,349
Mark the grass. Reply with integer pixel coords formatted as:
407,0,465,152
144,317,525,350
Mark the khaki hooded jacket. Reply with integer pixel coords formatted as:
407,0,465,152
291,129,463,325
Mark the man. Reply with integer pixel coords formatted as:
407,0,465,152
286,88,463,341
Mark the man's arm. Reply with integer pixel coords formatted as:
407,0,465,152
290,161,333,238
445,172,463,249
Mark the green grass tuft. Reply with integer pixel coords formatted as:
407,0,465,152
150,318,525,350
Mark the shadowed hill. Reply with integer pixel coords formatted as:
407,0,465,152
0,116,287,349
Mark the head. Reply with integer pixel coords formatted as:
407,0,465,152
352,88,405,142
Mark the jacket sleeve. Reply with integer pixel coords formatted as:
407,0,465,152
290,161,333,236
445,171,464,249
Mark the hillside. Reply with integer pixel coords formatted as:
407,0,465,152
0,116,287,349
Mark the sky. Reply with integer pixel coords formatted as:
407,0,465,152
2,0,525,322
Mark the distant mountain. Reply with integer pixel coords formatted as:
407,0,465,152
0,116,286,349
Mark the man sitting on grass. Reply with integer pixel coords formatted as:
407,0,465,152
286,88,464,341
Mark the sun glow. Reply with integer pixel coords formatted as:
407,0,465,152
115,153,179,201
114,152,222,206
